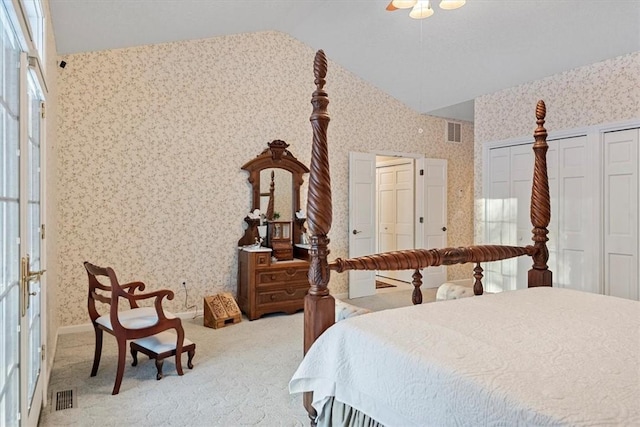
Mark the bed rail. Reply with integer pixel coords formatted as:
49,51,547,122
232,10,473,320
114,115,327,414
330,244,537,303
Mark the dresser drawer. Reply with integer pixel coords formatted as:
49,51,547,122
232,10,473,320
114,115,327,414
238,248,309,320
257,285,308,305
256,267,308,286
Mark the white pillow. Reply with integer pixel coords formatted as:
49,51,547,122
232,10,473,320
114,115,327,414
334,298,372,321
436,282,475,301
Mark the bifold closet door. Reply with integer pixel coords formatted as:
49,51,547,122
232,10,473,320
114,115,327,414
485,144,533,292
485,135,593,293
551,135,595,293
603,129,639,300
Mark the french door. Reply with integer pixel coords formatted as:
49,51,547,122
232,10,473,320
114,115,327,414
20,52,46,427
1,2,46,424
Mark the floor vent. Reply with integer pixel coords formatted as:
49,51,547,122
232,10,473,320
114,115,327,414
54,389,74,411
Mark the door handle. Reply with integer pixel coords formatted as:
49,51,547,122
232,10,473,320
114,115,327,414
442,226,447,232
20,255,45,316
23,255,46,282
352,229,362,235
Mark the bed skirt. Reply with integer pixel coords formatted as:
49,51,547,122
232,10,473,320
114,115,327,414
317,397,384,427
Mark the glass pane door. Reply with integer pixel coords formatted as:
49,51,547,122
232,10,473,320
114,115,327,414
0,4,21,426
22,64,44,424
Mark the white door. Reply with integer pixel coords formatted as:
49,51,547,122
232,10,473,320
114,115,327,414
553,136,595,293
20,57,46,427
416,158,447,288
1,22,46,426
484,137,594,294
484,146,513,292
377,160,414,282
603,129,639,300
511,144,535,290
348,152,376,298
1,13,23,425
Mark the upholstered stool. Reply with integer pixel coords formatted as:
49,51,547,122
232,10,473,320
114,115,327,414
335,298,372,321
436,282,475,301
130,332,196,380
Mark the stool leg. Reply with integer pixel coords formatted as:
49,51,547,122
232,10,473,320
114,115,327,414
187,349,195,369
155,359,164,380
130,346,138,367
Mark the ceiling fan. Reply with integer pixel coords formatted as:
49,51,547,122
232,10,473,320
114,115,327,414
386,0,466,19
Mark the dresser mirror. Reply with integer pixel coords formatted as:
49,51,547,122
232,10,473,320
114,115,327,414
238,140,310,259
259,168,293,221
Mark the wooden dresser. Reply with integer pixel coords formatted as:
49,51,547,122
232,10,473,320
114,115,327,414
237,248,309,320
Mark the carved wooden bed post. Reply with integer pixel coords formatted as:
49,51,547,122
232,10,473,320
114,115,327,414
298,49,554,423
528,100,553,287
303,50,335,422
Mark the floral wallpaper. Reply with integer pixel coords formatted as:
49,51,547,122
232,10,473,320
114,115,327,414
474,51,640,242
56,31,474,327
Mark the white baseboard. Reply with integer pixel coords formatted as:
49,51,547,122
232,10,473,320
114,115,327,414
57,310,203,335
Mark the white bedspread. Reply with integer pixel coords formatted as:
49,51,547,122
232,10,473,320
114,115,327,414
289,287,640,426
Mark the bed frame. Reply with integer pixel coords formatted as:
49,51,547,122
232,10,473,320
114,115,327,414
302,50,552,422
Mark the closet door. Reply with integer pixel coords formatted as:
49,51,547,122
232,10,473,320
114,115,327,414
510,144,535,289
554,136,596,292
485,136,593,293
485,146,515,292
603,129,639,300
485,144,533,292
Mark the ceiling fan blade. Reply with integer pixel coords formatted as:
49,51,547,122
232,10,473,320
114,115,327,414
386,2,398,11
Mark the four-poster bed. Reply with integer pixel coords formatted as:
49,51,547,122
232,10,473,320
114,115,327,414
290,50,640,426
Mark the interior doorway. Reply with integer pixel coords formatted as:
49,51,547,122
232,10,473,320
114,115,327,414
348,150,448,299
376,156,415,284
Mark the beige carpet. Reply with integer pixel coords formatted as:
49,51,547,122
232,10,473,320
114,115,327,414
40,288,434,426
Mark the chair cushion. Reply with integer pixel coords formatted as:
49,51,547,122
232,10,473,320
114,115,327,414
335,298,371,321
95,307,177,331
436,282,475,301
131,331,193,354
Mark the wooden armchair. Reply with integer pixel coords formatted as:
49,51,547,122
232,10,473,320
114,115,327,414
85,261,185,395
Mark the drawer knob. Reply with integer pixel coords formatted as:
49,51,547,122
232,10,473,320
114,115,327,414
270,274,276,280
270,294,276,301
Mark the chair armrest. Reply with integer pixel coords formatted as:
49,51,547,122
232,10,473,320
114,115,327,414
127,289,175,321
120,281,146,309
121,281,146,293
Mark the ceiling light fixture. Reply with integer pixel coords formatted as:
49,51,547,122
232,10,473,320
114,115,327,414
387,0,466,19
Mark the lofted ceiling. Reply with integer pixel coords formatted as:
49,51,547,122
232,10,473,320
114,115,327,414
48,0,640,122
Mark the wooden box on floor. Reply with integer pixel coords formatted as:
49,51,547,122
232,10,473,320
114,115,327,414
203,292,242,329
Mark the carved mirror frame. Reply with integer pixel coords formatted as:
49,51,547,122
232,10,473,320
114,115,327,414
238,140,309,248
